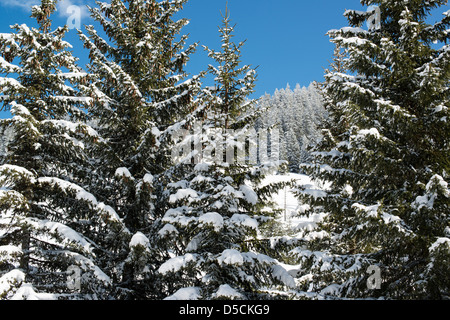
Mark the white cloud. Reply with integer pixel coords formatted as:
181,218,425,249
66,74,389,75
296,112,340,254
0,0,92,29
56,0,90,20
1,0,91,20
0,0,40,11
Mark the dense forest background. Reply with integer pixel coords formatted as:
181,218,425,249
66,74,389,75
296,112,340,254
256,83,326,172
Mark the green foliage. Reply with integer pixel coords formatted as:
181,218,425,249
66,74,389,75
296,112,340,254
295,0,450,299
0,0,129,300
155,9,290,299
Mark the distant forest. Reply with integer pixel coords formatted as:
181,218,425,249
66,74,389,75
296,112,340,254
256,83,327,172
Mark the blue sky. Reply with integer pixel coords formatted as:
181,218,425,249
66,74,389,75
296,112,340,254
0,0,448,119
182,0,366,94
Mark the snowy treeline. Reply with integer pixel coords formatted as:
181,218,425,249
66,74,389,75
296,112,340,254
256,83,327,172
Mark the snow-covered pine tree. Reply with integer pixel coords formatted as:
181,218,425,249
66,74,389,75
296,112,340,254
156,8,294,300
78,0,203,299
295,0,450,299
0,1,128,299
285,128,302,172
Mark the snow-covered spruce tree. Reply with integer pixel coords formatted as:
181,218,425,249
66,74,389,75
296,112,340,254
294,1,450,299
156,9,294,300
79,0,203,299
0,1,128,299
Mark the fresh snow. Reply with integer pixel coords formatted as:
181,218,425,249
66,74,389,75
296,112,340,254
217,249,244,266
339,26,369,34
163,208,197,227
9,102,29,115
37,177,122,222
169,188,198,203
352,203,379,218
59,72,88,79
212,284,243,299
97,203,122,223
0,33,13,40
158,223,179,237
64,251,111,284
413,175,449,210
194,162,210,172
356,128,381,139
430,237,450,252
240,185,258,205
158,253,197,275
0,77,23,89
115,167,133,179
29,219,93,253
143,173,154,184
229,214,258,230
0,164,35,179
11,283,57,300
0,245,21,257
39,177,97,204
130,232,150,248
0,269,26,297
164,287,201,300
263,173,323,224
272,265,296,289
199,212,224,231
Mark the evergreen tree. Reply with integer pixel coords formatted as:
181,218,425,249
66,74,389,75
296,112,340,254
156,8,294,300
285,128,302,172
296,0,450,299
78,0,202,299
0,1,128,299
